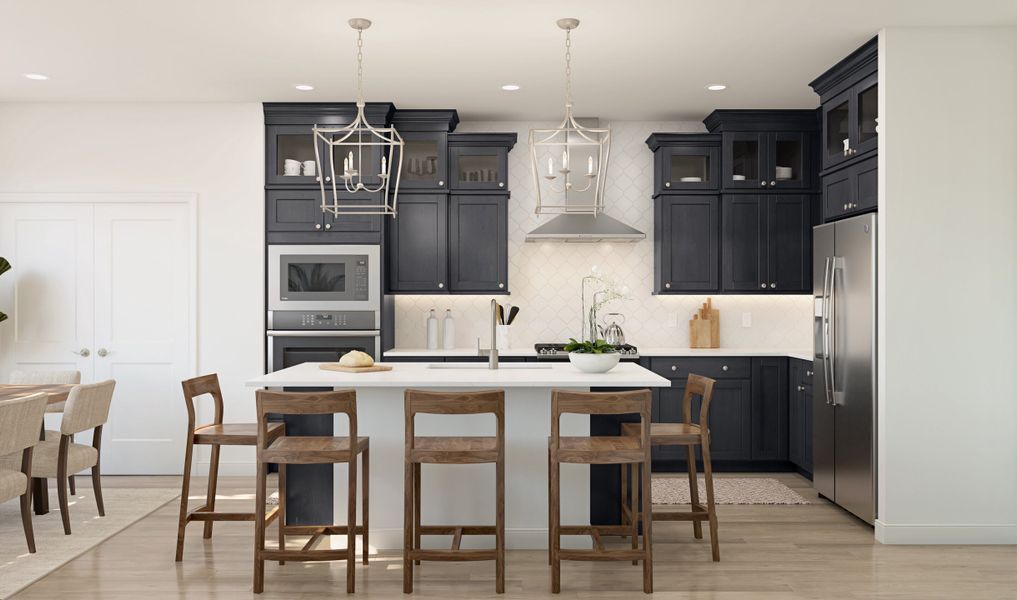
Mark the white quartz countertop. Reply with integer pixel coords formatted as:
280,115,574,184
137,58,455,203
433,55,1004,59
384,347,814,362
246,361,670,388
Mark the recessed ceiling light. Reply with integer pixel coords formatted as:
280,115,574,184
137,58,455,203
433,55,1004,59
294,84,314,91
24,73,49,81
501,84,520,91
706,84,727,91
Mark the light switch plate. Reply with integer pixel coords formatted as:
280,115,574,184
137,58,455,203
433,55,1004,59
741,312,752,328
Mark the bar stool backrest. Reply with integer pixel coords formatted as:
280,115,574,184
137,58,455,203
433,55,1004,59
181,374,225,432
404,389,505,449
550,389,652,457
681,374,717,430
255,389,358,454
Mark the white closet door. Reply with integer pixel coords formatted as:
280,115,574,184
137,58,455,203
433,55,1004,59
93,203,191,474
0,203,95,380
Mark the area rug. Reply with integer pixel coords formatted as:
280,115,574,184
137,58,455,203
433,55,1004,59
652,477,812,505
0,486,179,599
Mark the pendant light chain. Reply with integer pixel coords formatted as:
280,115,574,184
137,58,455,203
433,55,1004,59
356,27,365,106
564,28,572,108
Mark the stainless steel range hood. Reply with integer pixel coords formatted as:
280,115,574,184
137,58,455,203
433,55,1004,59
524,213,645,243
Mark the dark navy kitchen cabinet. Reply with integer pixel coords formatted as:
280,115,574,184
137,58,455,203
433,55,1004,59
822,154,877,222
645,134,721,194
789,358,814,475
653,195,719,293
810,37,878,171
722,194,812,293
386,194,448,292
448,133,516,192
390,110,459,192
448,194,509,292
266,189,382,244
751,357,788,461
705,110,819,192
721,131,767,190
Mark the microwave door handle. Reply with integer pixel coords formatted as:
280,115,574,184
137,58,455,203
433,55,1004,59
265,330,382,337
821,257,834,406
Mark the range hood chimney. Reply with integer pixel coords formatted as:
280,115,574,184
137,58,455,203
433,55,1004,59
525,116,644,243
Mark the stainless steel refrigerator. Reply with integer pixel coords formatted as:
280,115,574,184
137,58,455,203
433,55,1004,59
813,213,877,524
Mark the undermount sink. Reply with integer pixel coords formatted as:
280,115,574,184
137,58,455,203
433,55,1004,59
426,363,553,370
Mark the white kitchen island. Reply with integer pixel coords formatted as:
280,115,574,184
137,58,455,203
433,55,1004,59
246,361,669,551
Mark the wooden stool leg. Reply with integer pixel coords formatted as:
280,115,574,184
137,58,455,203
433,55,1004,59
253,460,267,594
620,460,629,526
347,455,358,594
203,444,221,539
362,447,370,565
641,458,653,594
413,462,421,566
686,444,703,539
175,436,195,561
550,456,561,594
496,451,505,594
278,463,286,565
702,439,720,562
630,463,639,564
403,458,414,594
547,450,552,566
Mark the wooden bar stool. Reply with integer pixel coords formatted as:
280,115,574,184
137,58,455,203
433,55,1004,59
254,389,369,594
175,374,285,561
403,389,505,594
621,374,720,561
549,389,653,594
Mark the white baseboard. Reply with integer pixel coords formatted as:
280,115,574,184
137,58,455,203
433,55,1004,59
875,519,1017,544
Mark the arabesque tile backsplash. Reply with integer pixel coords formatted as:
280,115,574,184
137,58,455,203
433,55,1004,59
393,120,814,350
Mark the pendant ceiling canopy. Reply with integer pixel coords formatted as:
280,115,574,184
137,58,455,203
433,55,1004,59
313,18,404,218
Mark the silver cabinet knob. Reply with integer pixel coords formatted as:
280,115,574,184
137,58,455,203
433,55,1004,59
438,180,445,187
760,283,767,289
437,282,444,289
671,365,678,372
722,365,729,371
797,385,805,391
770,283,777,289
665,182,671,188
325,176,331,182
665,282,671,289
72,348,90,357
324,223,332,230
314,223,322,230
770,180,777,186
315,176,321,182
760,181,767,187
97,348,109,357
498,283,504,289
806,370,813,377
498,182,505,188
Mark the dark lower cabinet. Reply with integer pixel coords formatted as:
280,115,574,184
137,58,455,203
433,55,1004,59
654,195,719,293
448,195,508,292
751,357,788,461
387,194,448,292
722,194,812,293
788,358,814,474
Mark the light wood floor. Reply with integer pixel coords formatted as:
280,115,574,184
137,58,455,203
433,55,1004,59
13,473,1017,599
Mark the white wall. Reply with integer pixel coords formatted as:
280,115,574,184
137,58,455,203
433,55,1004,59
0,102,264,473
878,28,1017,543
395,120,814,351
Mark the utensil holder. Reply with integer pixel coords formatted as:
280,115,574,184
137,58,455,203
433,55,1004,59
496,325,510,351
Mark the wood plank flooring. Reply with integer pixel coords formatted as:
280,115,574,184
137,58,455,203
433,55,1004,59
13,473,1017,599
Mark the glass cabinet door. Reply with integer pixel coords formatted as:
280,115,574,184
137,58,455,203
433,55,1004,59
723,133,766,189
266,125,322,186
822,90,851,170
398,132,448,189
769,132,809,189
450,146,508,190
853,74,878,156
659,146,719,192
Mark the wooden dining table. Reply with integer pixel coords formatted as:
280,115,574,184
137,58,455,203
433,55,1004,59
0,383,76,515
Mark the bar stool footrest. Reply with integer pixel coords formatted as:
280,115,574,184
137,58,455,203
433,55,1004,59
408,549,499,562
259,549,351,562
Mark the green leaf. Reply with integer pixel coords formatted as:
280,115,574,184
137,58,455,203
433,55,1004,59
0,312,6,323
0,257,9,277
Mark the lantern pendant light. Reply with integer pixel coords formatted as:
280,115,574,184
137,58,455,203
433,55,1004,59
528,18,610,216
313,18,404,217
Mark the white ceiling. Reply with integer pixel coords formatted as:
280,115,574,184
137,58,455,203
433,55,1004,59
2,0,1016,120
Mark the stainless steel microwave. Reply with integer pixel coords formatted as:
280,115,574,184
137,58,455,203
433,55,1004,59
267,245,380,312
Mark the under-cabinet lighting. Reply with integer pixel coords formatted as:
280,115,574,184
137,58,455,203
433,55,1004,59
706,84,727,91
294,84,314,91
24,73,49,81
501,84,520,91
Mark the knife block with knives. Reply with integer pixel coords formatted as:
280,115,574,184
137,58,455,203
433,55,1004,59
689,298,720,348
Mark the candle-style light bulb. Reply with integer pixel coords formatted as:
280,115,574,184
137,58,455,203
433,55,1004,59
381,155,387,173
348,150,354,169
343,158,350,173
587,156,594,175
547,157,553,176
562,150,569,170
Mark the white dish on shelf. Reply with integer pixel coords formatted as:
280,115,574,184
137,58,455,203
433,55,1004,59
679,176,702,182
775,166,793,180
732,174,746,181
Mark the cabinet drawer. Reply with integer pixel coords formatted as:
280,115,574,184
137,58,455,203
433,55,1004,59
822,155,877,222
649,357,751,380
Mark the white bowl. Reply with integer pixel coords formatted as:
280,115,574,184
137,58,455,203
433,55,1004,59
568,351,621,374
679,176,702,182
732,174,746,181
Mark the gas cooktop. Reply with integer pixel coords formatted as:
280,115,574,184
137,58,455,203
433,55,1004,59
534,343,639,357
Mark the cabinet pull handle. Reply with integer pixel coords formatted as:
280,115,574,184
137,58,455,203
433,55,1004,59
498,283,504,289
760,283,767,289
843,203,849,210
671,365,678,372
665,182,671,188
324,223,332,230
770,283,776,289
806,370,813,377
797,385,805,391
770,180,777,186
722,365,729,371
760,181,767,187
325,176,331,182
314,223,322,230
438,180,445,187
664,282,671,289
437,282,444,289
498,182,505,188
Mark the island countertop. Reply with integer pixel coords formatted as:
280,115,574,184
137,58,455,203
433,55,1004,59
245,361,671,388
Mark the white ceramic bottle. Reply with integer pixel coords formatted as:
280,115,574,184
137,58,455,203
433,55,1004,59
442,309,456,350
426,308,439,350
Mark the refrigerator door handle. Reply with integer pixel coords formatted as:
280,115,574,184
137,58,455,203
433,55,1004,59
828,256,843,406
821,256,834,406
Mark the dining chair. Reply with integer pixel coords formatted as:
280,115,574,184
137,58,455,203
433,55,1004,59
28,380,116,534
0,393,48,552
9,370,81,493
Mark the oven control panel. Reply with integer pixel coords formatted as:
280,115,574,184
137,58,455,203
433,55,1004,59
268,310,377,331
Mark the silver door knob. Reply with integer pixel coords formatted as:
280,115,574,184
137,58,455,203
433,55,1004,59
97,348,109,357
438,180,445,187
72,348,90,357
498,283,504,289
770,180,777,186
314,223,321,230
671,365,678,371
437,282,444,289
665,182,671,188
722,365,729,371
760,181,767,187
770,283,776,289
324,223,332,230
760,283,767,289
665,282,671,289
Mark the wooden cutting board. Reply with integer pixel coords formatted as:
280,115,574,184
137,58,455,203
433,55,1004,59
319,363,393,373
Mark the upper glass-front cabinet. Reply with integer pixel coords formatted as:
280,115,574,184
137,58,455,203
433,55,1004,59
266,125,322,186
646,134,720,195
770,132,808,189
822,73,878,170
722,132,810,190
398,132,448,189
450,147,508,190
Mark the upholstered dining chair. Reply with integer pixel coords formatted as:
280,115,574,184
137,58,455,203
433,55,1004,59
30,380,115,534
9,370,82,494
0,392,48,552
